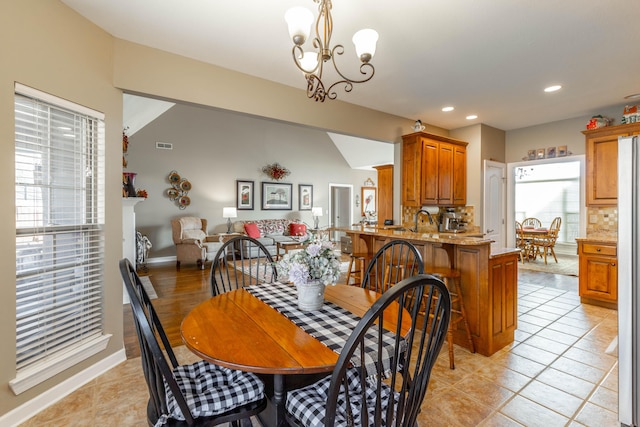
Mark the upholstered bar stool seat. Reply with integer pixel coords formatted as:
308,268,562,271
428,266,475,369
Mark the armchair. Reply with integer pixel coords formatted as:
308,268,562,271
171,217,219,270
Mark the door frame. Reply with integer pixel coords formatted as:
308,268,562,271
328,183,353,240
506,155,586,248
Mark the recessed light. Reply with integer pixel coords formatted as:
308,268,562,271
466,115,478,120
544,85,562,93
624,93,640,100
442,106,454,112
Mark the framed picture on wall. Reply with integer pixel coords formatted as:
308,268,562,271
361,186,377,216
236,180,254,210
262,182,292,210
298,184,313,210
536,148,546,159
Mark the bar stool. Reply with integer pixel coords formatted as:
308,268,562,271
428,266,475,369
346,253,368,286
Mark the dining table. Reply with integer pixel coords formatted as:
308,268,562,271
180,282,410,427
517,226,550,260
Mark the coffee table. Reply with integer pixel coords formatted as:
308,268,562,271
276,240,306,259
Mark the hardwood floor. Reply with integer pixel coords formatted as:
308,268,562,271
124,261,212,358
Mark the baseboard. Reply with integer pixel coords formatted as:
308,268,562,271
145,255,175,265
0,349,127,427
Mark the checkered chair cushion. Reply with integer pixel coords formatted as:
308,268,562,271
286,368,398,426
165,360,265,421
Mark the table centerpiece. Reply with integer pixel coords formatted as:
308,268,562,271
276,238,341,311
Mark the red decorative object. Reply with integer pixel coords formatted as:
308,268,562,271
262,162,291,181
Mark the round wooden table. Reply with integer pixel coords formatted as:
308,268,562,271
181,284,401,427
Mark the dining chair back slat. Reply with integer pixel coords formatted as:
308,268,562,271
209,236,277,296
285,274,451,427
361,240,424,293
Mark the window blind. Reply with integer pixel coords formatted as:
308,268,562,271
13,84,107,392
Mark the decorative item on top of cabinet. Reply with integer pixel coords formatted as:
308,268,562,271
401,131,468,207
583,122,640,206
577,239,617,309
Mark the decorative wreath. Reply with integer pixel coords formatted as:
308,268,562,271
166,170,192,209
262,162,291,181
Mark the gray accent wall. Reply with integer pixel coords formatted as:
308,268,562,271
126,103,375,259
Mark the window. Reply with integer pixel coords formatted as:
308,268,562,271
514,161,580,245
12,84,108,395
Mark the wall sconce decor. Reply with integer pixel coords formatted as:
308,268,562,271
166,170,192,209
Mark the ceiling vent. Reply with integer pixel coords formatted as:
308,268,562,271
156,142,173,150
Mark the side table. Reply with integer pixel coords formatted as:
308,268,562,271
205,233,242,262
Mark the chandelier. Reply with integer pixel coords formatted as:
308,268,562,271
285,0,379,102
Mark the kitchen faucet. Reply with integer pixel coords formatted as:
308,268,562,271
412,209,434,232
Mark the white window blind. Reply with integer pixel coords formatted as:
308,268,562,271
13,84,107,394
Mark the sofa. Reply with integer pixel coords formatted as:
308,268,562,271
232,219,309,258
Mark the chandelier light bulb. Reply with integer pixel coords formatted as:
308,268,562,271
285,7,314,45
300,51,319,73
352,29,378,63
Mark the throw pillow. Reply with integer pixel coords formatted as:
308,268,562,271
289,223,307,237
244,223,261,239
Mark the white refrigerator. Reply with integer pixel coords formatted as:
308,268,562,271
618,134,639,427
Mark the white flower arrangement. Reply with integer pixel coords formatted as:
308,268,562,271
276,239,341,286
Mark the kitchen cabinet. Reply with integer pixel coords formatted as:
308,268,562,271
402,132,468,207
373,164,393,224
584,122,640,206
577,238,617,309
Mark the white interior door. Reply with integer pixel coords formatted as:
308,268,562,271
329,183,352,241
483,160,506,249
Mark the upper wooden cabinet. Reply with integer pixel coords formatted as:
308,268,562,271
584,123,640,206
402,132,468,207
373,164,393,224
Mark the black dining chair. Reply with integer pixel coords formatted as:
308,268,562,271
361,239,424,293
209,236,277,296
120,259,267,426
285,274,451,427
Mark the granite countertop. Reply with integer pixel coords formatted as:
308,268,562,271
576,234,617,244
336,225,494,246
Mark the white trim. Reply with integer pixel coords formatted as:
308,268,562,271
1,348,126,427
9,334,112,395
14,82,105,119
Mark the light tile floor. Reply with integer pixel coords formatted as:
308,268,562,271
18,270,619,427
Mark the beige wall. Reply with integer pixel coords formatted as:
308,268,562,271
504,104,626,163
0,0,124,417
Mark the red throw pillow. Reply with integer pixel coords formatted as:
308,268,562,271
244,223,261,238
290,223,307,237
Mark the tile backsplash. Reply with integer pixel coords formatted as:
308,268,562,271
586,206,617,238
401,205,476,233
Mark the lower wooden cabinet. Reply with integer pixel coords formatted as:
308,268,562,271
577,239,617,309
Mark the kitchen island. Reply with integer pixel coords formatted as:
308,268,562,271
335,226,520,356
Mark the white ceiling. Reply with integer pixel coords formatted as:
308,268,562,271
63,0,640,131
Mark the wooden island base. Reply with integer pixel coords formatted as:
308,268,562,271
336,226,520,356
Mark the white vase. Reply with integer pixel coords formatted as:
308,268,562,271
296,280,325,311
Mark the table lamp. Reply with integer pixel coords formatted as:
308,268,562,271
312,207,323,229
222,207,237,234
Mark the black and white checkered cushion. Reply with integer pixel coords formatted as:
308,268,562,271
286,368,398,426
165,360,264,421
